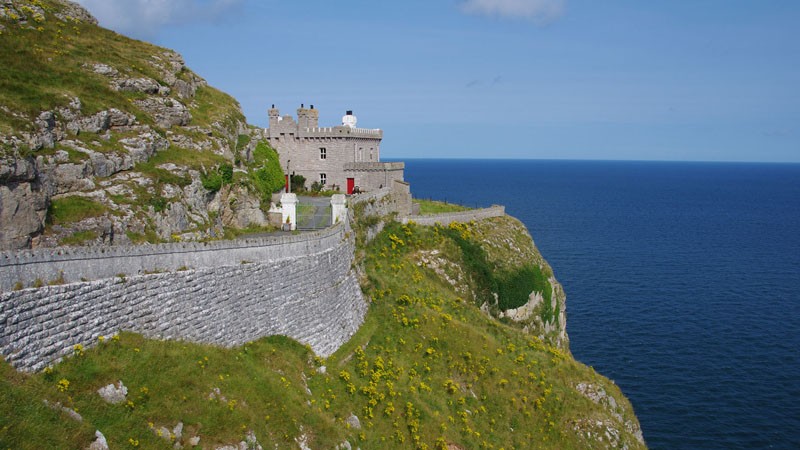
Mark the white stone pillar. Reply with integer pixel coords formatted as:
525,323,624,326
331,194,347,224
281,193,297,231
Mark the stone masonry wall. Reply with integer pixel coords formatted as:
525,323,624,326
0,225,368,371
0,225,344,292
402,205,506,226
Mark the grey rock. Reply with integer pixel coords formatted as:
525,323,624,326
87,430,109,450
0,156,37,182
91,63,118,77
119,130,169,162
173,421,184,440
0,178,47,249
134,97,191,129
55,1,99,25
97,380,127,404
113,77,162,95
345,413,361,430
173,79,196,99
43,399,83,422
188,436,200,446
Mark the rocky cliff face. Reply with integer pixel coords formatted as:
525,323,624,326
0,0,270,250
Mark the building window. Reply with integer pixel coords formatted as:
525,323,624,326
320,147,327,159
320,173,327,185
370,149,374,160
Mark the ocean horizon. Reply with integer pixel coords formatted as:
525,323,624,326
402,158,800,449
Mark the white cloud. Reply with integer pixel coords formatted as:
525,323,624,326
460,0,565,24
75,0,243,39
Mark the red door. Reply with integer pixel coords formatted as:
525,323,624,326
285,175,290,193
347,178,355,195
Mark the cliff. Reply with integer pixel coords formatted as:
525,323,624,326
0,0,273,251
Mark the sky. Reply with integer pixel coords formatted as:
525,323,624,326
74,0,800,162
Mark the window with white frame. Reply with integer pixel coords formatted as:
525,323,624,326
320,173,327,185
320,147,326,159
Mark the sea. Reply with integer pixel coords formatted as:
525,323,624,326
400,159,800,450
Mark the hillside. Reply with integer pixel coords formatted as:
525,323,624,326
0,0,282,250
0,211,645,449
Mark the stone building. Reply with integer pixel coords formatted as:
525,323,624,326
265,105,404,194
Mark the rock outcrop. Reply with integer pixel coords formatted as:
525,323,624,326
0,0,266,250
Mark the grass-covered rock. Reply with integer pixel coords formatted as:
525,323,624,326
0,0,281,249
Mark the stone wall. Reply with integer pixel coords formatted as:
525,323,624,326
0,224,368,371
351,180,412,219
402,205,506,226
0,225,344,292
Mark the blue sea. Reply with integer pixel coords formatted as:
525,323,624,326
401,159,800,449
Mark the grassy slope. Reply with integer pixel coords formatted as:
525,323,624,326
0,217,644,449
0,0,242,141
2,0,256,242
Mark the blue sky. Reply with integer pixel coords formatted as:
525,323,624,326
76,0,799,162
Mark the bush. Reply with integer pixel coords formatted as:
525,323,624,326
250,142,284,200
291,174,306,193
201,170,223,192
201,163,234,193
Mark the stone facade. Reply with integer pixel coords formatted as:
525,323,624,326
265,106,404,193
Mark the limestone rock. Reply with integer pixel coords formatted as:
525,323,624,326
97,380,127,404
87,430,109,450
55,1,99,25
113,77,168,96
90,63,118,77
0,156,37,182
217,186,267,229
118,129,170,162
345,413,361,430
0,178,47,249
134,97,191,128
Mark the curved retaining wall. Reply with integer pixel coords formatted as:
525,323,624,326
0,224,368,371
403,205,506,226
0,225,345,292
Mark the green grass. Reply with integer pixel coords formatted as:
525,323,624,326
413,199,471,215
0,0,161,136
0,0,245,157
222,224,279,240
46,196,107,226
58,229,98,246
0,358,95,449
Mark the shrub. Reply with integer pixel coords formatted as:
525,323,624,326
290,174,306,193
201,163,232,193
250,142,284,200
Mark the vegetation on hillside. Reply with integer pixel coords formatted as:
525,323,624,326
1,0,274,248
0,213,644,449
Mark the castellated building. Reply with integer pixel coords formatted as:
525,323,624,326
265,105,404,194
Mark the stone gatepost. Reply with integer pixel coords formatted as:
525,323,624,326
331,194,347,224
280,193,297,231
